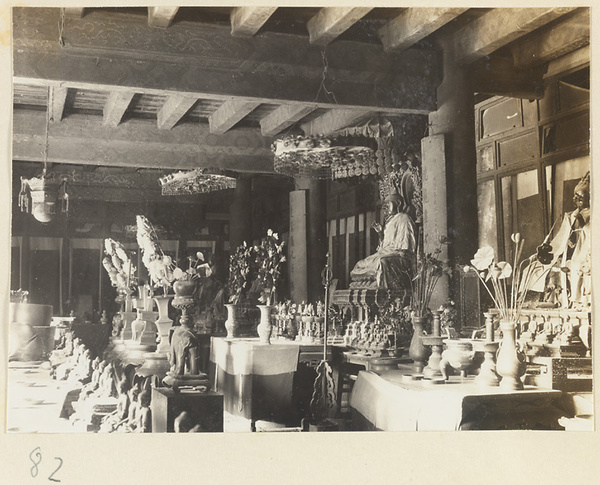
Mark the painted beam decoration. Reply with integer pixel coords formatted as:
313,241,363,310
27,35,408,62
159,169,237,195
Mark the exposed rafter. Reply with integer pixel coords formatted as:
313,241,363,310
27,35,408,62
48,86,68,122
230,7,277,37
378,8,468,52
148,7,179,28
209,99,262,135
453,7,577,65
103,91,135,128
511,9,590,69
13,7,439,114
157,95,197,130
261,104,317,137
307,7,373,46
301,109,372,136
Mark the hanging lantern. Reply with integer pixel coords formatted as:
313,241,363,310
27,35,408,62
159,168,236,195
272,134,376,180
19,166,69,223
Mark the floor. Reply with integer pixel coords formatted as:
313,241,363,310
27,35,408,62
6,360,301,434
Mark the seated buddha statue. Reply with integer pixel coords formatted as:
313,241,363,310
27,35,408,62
350,192,416,289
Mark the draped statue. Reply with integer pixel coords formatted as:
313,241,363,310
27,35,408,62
350,192,416,289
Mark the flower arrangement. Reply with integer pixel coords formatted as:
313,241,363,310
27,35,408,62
136,215,175,294
227,241,256,305
464,233,549,323
409,240,452,318
102,238,136,300
172,252,212,282
254,229,286,305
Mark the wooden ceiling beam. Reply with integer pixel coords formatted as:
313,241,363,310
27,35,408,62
209,99,262,134
511,9,590,69
471,55,545,99
13,109,274,173
378,8,468,52
148,7,179,28
301,109,372,136
48,86,68,122
103,91,135,128
230,7,277,37
453,7,577,65
12,8,439,114
260,105,317,137
307,7,373,46
157,95,197,130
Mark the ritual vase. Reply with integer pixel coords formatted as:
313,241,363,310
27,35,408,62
496,321,526,390
257,304,273,345
153,295,173,354
408,316,431,373
173,280,197,298
224,304,239,339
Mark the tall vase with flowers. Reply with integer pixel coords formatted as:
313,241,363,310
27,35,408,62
465,233,551,390
254,229,286,344
407,239,452,373
225,241,256,338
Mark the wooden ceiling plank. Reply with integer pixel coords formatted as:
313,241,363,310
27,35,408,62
307,7,373,46
260,104,317,136
103,91,135,128
48,86,68,122
230,7,277,37
301,109,372,136
454,7,577,65
378,7,468,52
157,95,197,130
13,109,274,173
148,7,179,28
209,99,262,134
511,9,590,69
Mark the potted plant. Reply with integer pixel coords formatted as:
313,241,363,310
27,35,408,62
407,239,452,373
224,241,256,338
254,229,286,344
172,251,212,297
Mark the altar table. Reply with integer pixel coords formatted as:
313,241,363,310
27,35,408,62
209,337,304,429
350,367,567,431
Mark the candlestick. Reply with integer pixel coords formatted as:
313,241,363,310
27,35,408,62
484,312,494,342
432,311,441,337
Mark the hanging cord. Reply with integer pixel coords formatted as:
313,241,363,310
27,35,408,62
313,47,339,106
58,8,65,47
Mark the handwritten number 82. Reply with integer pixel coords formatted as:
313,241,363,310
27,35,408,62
29,447,63,482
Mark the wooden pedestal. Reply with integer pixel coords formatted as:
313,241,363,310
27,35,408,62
151,387,224,433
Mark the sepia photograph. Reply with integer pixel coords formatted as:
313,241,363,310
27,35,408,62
1,2,597,483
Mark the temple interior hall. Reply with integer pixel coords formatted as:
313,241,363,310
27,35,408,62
5,5,595,451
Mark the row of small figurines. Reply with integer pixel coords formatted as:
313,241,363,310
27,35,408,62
272,314,345,343
343,320,399,354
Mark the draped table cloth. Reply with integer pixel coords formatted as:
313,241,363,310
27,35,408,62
209,338,301,425
350,366,566,431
